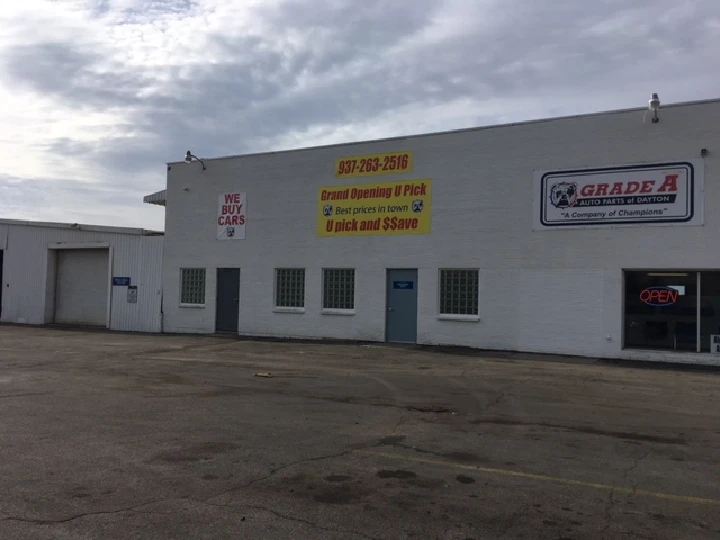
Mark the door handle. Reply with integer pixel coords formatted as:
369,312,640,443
388,307,394,312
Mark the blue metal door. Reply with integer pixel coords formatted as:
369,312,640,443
386,269,418,343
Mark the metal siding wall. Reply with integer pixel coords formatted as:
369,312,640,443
0,224,162,332
1,225,56,324
108,235,163,333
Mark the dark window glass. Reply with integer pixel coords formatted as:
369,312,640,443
700,271,720,352
624,271,697,351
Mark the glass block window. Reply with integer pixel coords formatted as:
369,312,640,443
323,269,355,310
180,268,206,305
275,268,305,308
439,269,479,315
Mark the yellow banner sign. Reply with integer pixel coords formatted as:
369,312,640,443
318,179,431,237
335,151,413,179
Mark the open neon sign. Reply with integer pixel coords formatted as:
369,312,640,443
640,286,679,306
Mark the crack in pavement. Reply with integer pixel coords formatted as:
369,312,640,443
624,451,650,496
600,453,649,536
485,390,506,411
200,499,384,540
1,450,356,527
0,392,53,399
203,449,354,503
601,489,616,534
1,498,172,525
599,451,651,531
625,452,650,476
470,419,686,445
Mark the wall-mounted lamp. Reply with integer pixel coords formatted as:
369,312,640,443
185,150,206,170
648,92,660,123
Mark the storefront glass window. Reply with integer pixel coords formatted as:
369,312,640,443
624,271,697,351
700,271,720,352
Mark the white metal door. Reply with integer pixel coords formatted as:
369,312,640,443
55,249,109,325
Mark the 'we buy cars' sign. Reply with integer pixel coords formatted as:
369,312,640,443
533,162,703,229
217,192,246,240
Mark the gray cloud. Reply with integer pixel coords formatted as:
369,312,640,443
0,173,161,227
4,42,150,109
0,0,718,229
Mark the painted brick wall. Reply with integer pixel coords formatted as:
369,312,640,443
162,100,720,364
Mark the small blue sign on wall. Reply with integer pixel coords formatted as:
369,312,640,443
113,277,131,287
393,281,414,290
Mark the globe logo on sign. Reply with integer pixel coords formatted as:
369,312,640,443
323,205,333,217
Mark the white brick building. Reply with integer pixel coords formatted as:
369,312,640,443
152,98,720,365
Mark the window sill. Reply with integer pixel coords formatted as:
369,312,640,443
437,314,480,322
322,308,355,316
273,307,305,314
180,303,206,309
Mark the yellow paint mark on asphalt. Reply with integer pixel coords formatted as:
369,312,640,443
356,450,720,507
142,356,218,362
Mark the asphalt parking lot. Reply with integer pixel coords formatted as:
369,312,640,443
0,326,719,539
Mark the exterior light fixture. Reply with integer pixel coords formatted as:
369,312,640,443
648,93,660,123
185,150,206,170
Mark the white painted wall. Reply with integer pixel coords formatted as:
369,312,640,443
161,100,720,364
0,222,163,332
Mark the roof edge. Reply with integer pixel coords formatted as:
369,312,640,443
167,96,720,165
143,189,167,206
0,218,163,236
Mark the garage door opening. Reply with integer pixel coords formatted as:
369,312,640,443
53,248,110,326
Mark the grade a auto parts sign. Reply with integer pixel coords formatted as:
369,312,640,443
533,161,703,229
217,192,246,240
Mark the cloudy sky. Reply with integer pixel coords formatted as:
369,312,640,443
0,0,718,230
